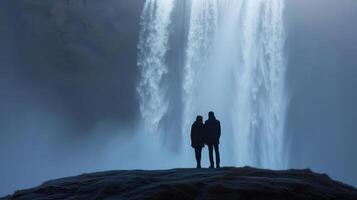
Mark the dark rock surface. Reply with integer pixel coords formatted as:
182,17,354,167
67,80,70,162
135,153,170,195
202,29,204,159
2,167,357,200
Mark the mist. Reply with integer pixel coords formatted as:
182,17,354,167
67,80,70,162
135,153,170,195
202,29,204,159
0,0,147,195
286,0,357,188
1,0,357,197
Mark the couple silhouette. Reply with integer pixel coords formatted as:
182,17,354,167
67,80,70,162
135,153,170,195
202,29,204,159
190,111,221,168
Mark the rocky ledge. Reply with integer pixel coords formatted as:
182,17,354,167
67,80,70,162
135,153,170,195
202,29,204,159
2,167,357,200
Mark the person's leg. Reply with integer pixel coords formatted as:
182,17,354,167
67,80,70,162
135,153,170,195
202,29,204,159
208,145,214,168
194,148,200,168
197,147,202,168
214,144,220,168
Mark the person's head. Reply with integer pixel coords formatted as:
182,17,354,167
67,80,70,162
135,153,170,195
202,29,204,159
196,115,203,123
208,111,215,119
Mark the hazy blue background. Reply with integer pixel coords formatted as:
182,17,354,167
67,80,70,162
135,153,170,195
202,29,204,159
1,0,357,196
286,0,357,187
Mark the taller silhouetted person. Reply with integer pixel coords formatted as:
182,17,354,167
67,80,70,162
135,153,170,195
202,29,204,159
205,111,221,168
191,115,205,168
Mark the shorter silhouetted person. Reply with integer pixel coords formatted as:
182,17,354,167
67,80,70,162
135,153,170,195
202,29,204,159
205,111,221,168
191,115,205,168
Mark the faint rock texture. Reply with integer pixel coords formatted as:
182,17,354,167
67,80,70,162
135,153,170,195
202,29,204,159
0,0,145,129
2,167,357,200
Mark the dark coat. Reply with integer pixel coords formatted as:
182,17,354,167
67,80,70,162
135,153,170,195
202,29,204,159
205,118,221,145
191,121,205,148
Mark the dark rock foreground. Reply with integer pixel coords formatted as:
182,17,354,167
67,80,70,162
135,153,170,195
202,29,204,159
2,167,357,200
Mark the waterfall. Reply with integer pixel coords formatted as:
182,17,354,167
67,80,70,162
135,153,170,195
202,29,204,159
230,0,287,168
137,0,175,129
137,0,288,169
183,0,219,146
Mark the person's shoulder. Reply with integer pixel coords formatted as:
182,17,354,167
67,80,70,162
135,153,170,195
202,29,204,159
216,119,220,123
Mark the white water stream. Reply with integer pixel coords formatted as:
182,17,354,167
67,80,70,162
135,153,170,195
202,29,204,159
137,0,287,169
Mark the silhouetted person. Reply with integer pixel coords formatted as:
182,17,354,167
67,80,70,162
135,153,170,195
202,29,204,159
191,115,205,168
205,111,221,168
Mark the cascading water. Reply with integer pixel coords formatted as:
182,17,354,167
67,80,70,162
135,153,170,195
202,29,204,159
137,0,288,169
137,0,175,130
229,0,287,168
